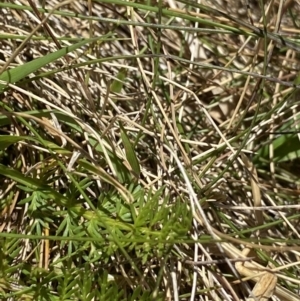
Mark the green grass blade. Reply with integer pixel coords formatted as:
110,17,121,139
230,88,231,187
256,134,300,162
0,135,28,150
0,164,69,206
0,37,100,92
120,123,141,178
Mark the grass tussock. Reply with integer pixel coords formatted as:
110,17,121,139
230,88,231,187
0,0,300,300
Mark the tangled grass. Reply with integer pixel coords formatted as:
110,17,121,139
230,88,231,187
0,0,300,300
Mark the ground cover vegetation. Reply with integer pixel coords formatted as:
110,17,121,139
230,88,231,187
0,0,300,300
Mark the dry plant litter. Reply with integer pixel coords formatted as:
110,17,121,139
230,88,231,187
0,0,300,300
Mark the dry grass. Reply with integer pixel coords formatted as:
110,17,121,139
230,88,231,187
0,0,300,300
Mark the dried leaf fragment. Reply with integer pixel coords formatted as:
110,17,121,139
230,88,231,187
246,272,277,301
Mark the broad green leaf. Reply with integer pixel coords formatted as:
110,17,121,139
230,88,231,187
0,37,100,93
256,134,300,162
0,136,27,150
256,111,300,162
120,123,140,178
